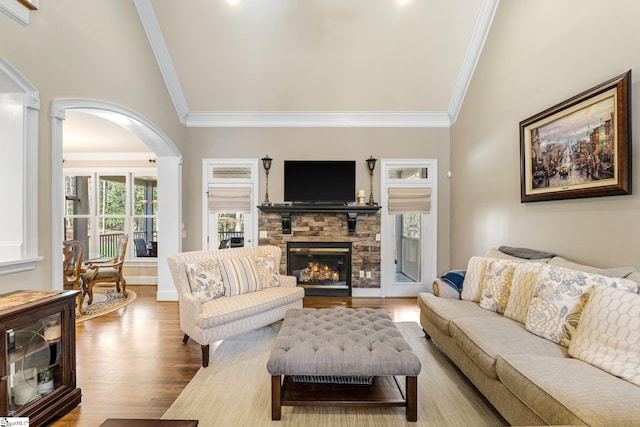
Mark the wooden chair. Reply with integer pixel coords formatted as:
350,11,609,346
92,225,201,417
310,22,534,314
82,234,129,305
63,240,87,314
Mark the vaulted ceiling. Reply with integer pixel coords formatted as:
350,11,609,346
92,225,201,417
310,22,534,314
138,0,497,127
64,0,497,153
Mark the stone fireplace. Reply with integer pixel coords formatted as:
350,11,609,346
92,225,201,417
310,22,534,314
258,209,381,295
287,241,352,296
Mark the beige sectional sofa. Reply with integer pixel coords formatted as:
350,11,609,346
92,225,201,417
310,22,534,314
418,248,640,426
168,245,304,367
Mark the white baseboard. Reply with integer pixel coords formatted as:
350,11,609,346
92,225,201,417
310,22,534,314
157,288,178,301
125,275,158,285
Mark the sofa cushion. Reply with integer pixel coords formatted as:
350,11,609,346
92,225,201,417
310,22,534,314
197,286,304,329
185,260,225,302
219,256,261,296
449,316,568,379
547,256,637,278
525,265,638,347
479,258,517,314
504,262,544,324
497,354,640,426
460,256,488,302
253,253,280,288
417,292,499,337
569,284,640,387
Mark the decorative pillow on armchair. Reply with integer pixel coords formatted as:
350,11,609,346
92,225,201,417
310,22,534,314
185,260,225,302
569,284,640,387
219,256,261,296
253,254,280,288
525,265,638,347
479,258,517,314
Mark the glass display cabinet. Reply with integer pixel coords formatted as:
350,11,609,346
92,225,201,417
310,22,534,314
0,290,81,425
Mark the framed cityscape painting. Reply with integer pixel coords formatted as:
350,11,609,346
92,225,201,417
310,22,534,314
520,70,631,202
17,0,37,10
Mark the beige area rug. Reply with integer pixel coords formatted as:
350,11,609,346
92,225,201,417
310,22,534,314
75,287,136,322
163,321,505,426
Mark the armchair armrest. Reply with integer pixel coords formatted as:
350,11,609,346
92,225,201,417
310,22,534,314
432,278,462,299
279,275,297,288
84,258,117,268
178,291,202,317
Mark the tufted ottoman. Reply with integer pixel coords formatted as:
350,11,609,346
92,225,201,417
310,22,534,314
267,308,421,421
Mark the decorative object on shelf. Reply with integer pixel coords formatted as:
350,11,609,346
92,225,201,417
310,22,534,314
520,70,631,202
43,317,61,342
366,156,378,206
357,189,366,206
12,368,39,406
261,155,272,206
37,368,54,395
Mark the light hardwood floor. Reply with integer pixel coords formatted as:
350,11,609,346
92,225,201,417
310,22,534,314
51,285,421,426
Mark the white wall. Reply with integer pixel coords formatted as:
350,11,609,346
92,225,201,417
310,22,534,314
0,1,184,291
451,0,640,268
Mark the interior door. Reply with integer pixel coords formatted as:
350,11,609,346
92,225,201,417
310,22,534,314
381,159,438,296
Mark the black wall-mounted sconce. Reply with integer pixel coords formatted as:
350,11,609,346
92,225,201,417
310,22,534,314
366,156,378,206
261,155,272,206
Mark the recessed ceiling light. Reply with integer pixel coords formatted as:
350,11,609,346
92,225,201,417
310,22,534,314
226,0,240,6
397,0,411,5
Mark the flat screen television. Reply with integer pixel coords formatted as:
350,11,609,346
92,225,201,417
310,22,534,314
284,160,356,204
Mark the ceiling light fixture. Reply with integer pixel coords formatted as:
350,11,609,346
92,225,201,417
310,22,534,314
226,0,240,6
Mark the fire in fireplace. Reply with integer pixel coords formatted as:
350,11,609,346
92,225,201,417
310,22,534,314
286,242,352,296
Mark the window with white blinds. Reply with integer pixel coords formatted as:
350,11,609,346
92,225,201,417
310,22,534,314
387,187,432,214
208,186,252,213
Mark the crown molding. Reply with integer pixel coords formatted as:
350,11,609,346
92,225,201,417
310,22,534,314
186,111,451,128
448,0,499,124
134,0,190,124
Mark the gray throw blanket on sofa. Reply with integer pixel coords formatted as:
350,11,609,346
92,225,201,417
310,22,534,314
498,245,556,260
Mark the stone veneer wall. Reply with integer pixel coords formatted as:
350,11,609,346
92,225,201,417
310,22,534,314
258,211,381,289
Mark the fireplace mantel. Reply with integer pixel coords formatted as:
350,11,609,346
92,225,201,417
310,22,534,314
258,204,381,235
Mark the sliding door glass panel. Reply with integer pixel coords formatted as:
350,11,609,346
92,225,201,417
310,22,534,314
64,175,92,255
98,175,126,216
394,213,421,283
132,175,158,257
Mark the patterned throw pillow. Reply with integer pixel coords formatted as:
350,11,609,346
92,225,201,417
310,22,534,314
460,256,488,302
185,260,225,302
219,256,261,296
253,254,280,288
504,263,544,323
479,259,517,314
525,265,638,347
569,285,640,387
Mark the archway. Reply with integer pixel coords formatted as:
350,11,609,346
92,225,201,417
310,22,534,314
52,98,182,300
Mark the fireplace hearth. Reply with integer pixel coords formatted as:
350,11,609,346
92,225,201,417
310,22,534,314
287,242,352,296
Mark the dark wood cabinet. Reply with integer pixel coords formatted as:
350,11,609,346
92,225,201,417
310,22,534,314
0,290,81,425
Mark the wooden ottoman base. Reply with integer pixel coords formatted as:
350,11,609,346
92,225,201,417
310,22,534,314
271,375,417,421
